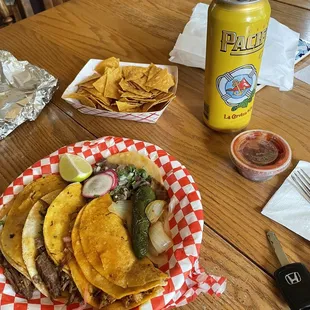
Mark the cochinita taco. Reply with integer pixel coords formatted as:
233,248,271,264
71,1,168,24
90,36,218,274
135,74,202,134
0,151,172,309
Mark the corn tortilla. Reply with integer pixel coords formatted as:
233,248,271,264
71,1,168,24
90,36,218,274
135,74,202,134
72,204,166,301
22,190,62,298
0,175,67,279
107,151,163,184
43,183,86,272
79,195,167,289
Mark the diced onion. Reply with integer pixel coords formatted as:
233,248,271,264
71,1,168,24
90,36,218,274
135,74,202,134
145,200,166,224
149,221,173,254
108,200,132,221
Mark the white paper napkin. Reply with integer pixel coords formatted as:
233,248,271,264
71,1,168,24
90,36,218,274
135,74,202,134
295,65,310,85
262,161,310,241
169,3,300,91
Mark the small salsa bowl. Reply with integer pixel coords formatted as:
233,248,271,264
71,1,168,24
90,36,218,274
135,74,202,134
230,130,292,182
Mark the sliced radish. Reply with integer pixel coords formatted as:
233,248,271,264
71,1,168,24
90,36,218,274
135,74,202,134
82,173,113,198
104,169,118,190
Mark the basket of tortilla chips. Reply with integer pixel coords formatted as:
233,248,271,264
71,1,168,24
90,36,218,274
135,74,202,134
62,57,178,124
0,136,226,310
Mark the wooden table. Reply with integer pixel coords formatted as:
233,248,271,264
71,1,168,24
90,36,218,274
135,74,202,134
0,0,310,308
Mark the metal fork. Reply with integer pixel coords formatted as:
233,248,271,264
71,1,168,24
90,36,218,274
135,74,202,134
291,169,310,202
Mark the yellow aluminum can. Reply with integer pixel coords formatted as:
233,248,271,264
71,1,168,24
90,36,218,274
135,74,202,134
204,0,271,132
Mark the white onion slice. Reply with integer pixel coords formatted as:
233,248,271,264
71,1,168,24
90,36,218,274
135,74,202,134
159,209,172,238
149,221,173,254
145,200,166,224
108,200,132,221
147,252,168,266
148,240,159,257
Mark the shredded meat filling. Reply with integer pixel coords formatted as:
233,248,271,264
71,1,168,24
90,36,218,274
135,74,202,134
34,236,81,303
92,288,116,308
0,251,35,299
151,179,169,201
121,289,154,308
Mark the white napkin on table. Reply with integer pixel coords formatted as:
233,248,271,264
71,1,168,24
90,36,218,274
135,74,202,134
262,161,310,241
169,3,300,91
295,65,310,85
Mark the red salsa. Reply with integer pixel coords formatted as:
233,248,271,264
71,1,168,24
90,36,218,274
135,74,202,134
233,131,289,170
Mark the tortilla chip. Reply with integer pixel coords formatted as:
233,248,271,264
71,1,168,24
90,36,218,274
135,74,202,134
120,92,153,100
93,74,108,93
77,73,100,87
65,93,96,108
142,93,175,112
145,68,175,92
43,183,86,271
116,101,143,112
104,67,122,99
146,63,162,81
122,66,147,81
95,99,119,112
119,79,151,98
95,57,120,75
84,87,111,106
129,76,149,91
150,89,161,96
0,175,67,279
119,97,156,104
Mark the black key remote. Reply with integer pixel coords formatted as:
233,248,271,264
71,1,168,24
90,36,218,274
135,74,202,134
267,231,310,310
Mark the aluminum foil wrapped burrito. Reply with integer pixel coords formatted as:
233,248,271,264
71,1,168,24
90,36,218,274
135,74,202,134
0,50,58,140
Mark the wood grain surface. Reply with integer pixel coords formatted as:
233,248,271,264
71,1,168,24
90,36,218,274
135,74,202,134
273,0,310,10
0,0,309,309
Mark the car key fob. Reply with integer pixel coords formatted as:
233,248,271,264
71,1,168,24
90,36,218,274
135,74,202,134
267,231,310,310
275,263,310,310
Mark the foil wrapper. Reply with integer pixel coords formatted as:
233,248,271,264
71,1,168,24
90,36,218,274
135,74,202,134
0,50,58,140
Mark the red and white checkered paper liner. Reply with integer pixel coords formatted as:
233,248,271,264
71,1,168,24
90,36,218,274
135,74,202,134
0,136,226,310
61,60,178,124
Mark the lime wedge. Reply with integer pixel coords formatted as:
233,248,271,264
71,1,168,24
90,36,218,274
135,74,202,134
59,154,92,182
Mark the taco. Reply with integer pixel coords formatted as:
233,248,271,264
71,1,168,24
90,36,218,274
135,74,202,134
106,152,163,184
21,182,86,303
71,194,167,309
22,190,63,298
94,151,168,202
0,175,67,299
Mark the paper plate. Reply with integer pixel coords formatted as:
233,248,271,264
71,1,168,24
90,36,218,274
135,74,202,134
0,136,226,310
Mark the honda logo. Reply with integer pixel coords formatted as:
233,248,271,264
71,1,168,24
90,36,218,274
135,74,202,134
285,272,301,285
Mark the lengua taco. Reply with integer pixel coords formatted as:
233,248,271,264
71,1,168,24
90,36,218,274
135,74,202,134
0,151,172,308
